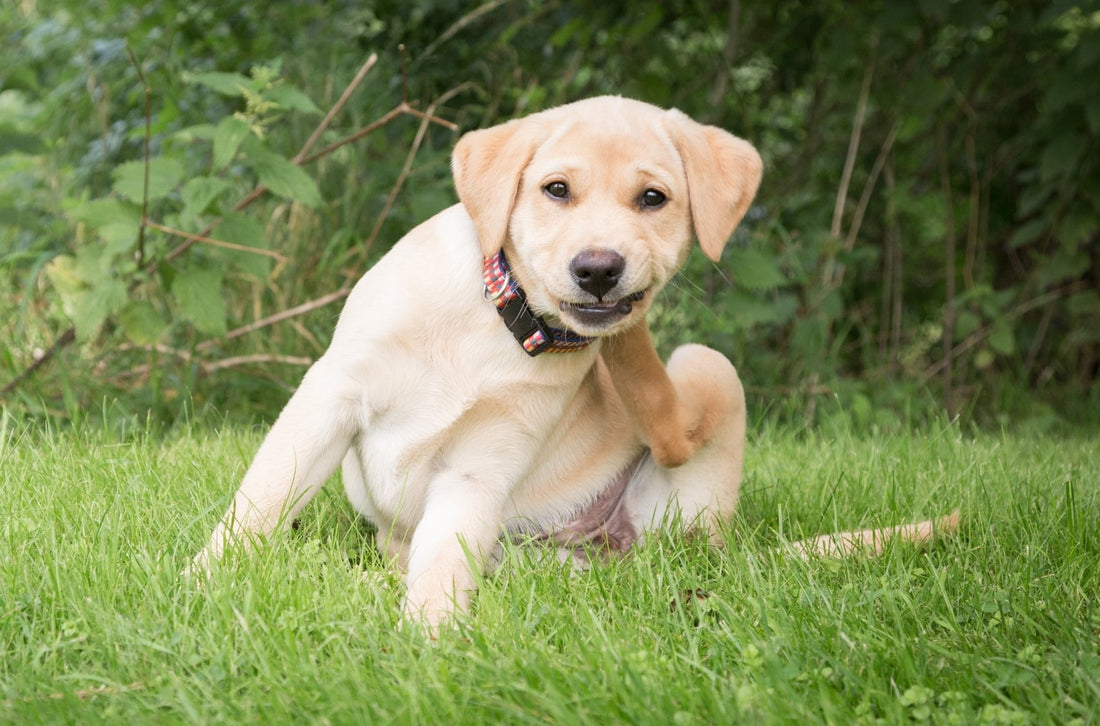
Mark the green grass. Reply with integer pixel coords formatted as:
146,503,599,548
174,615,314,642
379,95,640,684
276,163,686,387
2,415,1097,725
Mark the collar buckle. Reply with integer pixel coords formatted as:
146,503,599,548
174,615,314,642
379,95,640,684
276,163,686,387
497,288,555,356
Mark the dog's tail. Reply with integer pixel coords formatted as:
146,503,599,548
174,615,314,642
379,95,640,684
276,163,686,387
783,509,961,559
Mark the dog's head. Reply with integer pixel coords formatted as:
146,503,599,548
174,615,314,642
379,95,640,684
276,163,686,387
452,96,762,338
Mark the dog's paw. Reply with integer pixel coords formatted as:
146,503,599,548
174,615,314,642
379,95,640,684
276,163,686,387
647,392,722,468
400,599,455,640
178,555,212,591
649,429,698,468
359,568,398,591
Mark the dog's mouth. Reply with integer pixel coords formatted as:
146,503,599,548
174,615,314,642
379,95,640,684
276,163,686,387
559,290,647,329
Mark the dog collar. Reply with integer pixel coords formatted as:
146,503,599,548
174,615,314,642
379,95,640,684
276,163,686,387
483,250,593,356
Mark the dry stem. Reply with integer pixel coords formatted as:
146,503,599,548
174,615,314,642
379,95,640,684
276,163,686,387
143,220,287,262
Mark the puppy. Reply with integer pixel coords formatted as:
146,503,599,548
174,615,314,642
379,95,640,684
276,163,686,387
189,96,953,627
188,96,757,625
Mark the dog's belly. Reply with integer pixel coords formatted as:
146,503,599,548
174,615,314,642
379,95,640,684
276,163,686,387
345,431,651,560
516,450,651,559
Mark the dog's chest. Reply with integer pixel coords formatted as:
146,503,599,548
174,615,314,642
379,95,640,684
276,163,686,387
347,358,586,527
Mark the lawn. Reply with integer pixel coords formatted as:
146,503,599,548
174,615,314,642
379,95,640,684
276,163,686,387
2,416,1097,724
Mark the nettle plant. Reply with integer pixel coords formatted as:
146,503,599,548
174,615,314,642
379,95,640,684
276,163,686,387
47,62,322,346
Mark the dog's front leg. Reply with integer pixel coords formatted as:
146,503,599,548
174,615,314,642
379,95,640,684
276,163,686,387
188,359,356,574
401,468,511,631
601,324,715,468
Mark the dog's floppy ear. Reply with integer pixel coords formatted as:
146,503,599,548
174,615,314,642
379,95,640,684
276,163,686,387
452,118,544,257
665,110,763,262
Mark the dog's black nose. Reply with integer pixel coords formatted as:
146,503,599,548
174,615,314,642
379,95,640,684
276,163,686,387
570,249,625,299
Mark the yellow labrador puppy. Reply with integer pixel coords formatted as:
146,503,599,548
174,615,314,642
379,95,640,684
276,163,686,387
188,96,948,627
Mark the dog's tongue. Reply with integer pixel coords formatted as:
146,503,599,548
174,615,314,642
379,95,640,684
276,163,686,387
614,290,646,313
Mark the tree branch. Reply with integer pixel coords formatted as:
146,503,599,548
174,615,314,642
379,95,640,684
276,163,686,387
828,119,900,290
293,53,378,164
360,83,471,258
920,283,1083,382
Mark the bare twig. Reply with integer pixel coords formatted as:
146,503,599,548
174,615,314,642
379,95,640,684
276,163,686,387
297,104,404,165
298,102,458,166
362,113,434,257
0,328,75,396
293,53,378,164
405,105,461,130
125,42,151,268
207,354,313,371
1023,301,1056,379
963,128,981,292
195,288,351,351
116,349,313,382
113,290,353,379
817,41,879,301
706,0,742,110
118,342,193,361
400,44,409,105
113,283,351,384
143,220,287,261
828,119,900,289
418,0,510,62
878,160,903,372
361,83,471,257
830,48,876,240
920,282,1083,381
936,121,958,417
843,120,899,254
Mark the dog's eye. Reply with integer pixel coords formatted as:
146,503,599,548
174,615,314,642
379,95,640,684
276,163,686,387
640,189,667,208
544,181,570,200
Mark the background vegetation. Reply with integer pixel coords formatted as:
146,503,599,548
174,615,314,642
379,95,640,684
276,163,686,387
1,0,1098,431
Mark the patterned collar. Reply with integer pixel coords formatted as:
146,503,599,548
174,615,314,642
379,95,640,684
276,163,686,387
482,250,593,356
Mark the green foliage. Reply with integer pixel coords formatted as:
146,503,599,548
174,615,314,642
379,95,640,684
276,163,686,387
1,0,1098,429
41,61,320,350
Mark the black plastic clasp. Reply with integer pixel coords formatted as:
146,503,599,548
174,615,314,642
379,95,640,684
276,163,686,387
497,290,553,357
